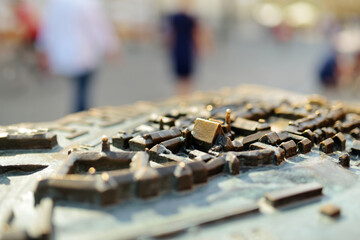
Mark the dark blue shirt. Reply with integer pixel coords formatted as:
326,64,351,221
170,13,196,59
169,12,197,77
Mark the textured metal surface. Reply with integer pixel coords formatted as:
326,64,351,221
1,85,360,240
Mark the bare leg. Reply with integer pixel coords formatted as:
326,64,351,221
176,77,193,96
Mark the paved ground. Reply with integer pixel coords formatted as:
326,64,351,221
0,29,340,125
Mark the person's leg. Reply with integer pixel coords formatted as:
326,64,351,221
76,75,86,112
176,77,193,96
175,57,194,96
74,71,93,112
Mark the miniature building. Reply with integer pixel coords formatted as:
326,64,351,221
1,85,360,239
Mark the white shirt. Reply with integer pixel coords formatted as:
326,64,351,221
38,0,119,77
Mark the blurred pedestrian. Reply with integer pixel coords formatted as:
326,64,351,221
165,1,201,96
318,50,338,88
350,52,360,92
14,0,39,46
10,0,40,82
37,0,120,112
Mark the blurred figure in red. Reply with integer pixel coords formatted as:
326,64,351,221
271,22,294,43
11,0,40,80
14,0,39,46
37,0,120,112
165,0,202,96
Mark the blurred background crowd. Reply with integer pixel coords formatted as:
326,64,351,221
1,0,360,124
